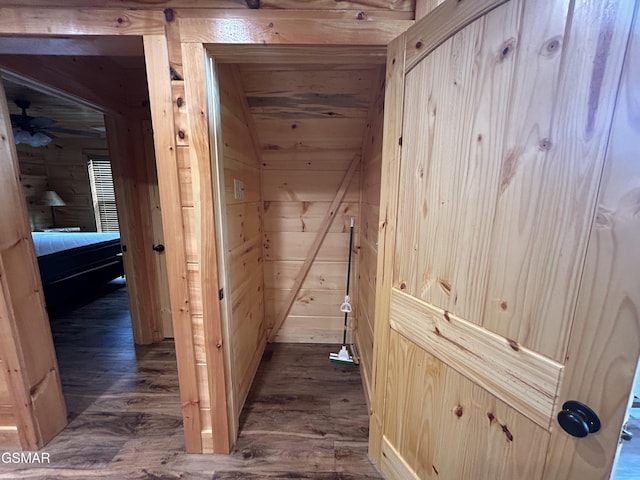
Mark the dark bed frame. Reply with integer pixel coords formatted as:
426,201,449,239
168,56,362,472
37,238,124,308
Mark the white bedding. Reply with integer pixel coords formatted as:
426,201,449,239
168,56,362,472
32,232,120,257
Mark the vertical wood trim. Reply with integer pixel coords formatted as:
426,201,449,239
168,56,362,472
143,34,203,453
356,65,386,406
107,115,163,345
369,31,406,465
142,118,173,338
268,153,361,342
0,87,66,450
164,7,183,81
207,57,238,445
182,41,231,454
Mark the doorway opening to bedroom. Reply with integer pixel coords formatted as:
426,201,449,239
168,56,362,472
0,40,183,458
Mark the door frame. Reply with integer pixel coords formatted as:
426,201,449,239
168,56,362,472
202,44,391,449
0,39,173,450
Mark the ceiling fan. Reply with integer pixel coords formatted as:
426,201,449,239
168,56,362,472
10,99,101,147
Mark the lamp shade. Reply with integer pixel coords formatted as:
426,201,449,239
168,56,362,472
39,190,66,207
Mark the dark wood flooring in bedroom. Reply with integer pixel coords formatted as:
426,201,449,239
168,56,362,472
0,281,380,479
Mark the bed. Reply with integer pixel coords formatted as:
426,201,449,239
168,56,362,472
32,232,124,307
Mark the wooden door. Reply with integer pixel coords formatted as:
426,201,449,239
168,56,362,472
369,0,640,478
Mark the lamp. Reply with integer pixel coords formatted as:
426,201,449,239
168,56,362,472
39,190,66,227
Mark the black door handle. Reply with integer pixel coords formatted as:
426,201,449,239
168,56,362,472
557,401,601,438
152,244,165,252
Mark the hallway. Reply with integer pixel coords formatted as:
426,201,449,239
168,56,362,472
0,282,377,479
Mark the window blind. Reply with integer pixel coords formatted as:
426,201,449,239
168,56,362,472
88,157,119,232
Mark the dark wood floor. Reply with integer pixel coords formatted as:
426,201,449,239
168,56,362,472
0,281,379,479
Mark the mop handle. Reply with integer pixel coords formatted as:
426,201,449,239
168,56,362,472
342,218,354,346
345,217,354,296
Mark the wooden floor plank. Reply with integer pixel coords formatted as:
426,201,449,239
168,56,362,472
0,280,378,479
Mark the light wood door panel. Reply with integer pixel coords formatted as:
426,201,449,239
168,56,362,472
371,0,639,478
544,6,640,477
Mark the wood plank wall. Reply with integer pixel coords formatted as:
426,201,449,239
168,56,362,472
239,64,378,343
355,67,384,404
215,64,267,430
0,0,413,454
17,139,107,231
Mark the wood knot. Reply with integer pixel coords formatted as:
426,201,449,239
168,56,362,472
539,138,552,151
500,301,508,311
163,8,175,22
178,130,186,139
499,39,516,61
415,41,423,49
501,423,514,442
357,11,366,20
454,405,463,417
487,412,495,424
438,279,452,296
547,39,560,52
444,311,451,322
507,339,520,352
543,36,562,55
176,97,184,108
399,282,407,290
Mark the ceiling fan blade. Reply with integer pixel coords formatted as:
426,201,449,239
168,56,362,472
44,126,102,138
29,116,56,129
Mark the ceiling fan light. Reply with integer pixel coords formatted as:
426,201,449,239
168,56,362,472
13,129,30,144
30,131,52,147
12,129,52,147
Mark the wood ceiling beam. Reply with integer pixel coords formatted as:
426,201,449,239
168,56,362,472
0,8,164,36
0,36,144,57
0,55,146,116
207,45,387,64
178,11,413,45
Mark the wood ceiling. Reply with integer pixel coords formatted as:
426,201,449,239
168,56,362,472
3,78,107,141
0,35,147,143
